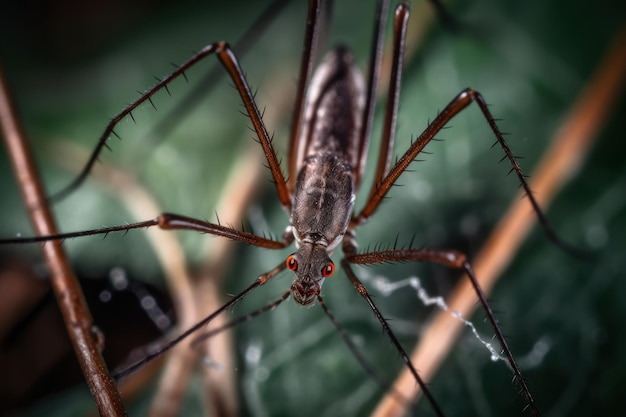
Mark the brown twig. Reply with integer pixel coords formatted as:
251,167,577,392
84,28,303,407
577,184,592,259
371,23,626,417
0,69,127,415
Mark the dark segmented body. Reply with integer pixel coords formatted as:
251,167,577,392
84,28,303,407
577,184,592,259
288,47,365,305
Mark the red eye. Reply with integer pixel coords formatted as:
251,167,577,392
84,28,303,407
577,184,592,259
322,261,335,277
286,255,298,271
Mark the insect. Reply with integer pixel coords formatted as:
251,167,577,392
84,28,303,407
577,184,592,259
4,0,624,416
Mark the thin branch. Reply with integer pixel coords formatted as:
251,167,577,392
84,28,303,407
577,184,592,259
0,68,127,416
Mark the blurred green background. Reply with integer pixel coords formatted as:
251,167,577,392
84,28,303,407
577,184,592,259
1,0,625,416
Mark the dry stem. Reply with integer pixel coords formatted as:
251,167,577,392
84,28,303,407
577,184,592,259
0,68,127,416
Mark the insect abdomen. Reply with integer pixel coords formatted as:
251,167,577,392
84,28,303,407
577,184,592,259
291,154,354,250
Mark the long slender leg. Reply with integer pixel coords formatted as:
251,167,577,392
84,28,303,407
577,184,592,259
346,248,540,417
365,1,408,198
357,89,521,222
50,43,292,212
0,212,292,249
341,259,445,417
361,0,457,192
353,87,578,255
354,0,391,190
148,0,293,145
287,0,323,190
114,261,288,380
316,294,413,413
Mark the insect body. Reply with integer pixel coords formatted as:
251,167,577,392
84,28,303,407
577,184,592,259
289,47,361,305
1,1,582,415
